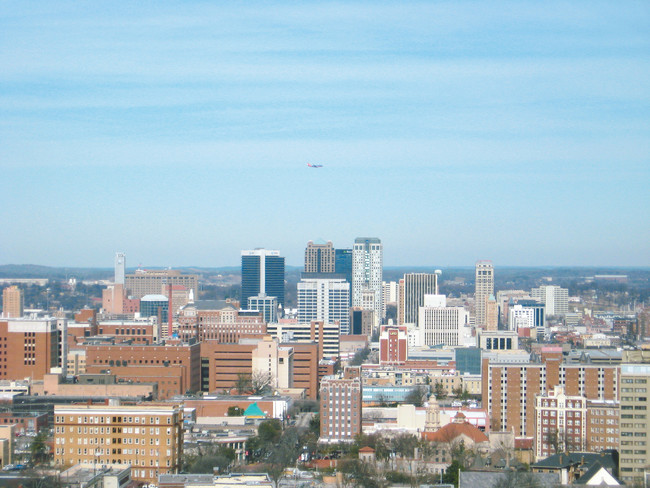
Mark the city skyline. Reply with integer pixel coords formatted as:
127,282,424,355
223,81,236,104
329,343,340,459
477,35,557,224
1,1,648,268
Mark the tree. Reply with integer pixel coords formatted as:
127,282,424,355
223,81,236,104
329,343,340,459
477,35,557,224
442,459,464,487
350,347,371,366
30,431,48,465
405,386,426,407
433,381,447,400
235,373,252,394
258,419,282,444
187,446,236,474
251,370,274,395
227,406,244,416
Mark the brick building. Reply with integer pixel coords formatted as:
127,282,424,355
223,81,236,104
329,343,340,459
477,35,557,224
54,402,183,483
534,386,587,459
178,300,266,342
0,318,59,381
319,367,362,443
84,340,200,399
586,399,619,453
379,325,408,365
482,355,619,437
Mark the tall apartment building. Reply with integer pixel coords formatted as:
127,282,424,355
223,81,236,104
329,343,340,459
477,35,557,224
586,399,619,453
352,237,383,326
241,249,285,308
618,363,650,485
297,278,350,334
53,402,183,483
304,240,335,273
482,355,619,439
534,386,587,459
0,318,59,381
125,269,198,300
320,367,362,443
114,252,126,285
418,295,471,347
2,286,24,318
474,261,494,328
398,273,439,325
531,285,569,317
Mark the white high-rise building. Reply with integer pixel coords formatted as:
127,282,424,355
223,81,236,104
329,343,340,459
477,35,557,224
297,278,350,335
474,260,494,328
508,304,536,331
418,294,472,347
398,272,440,326
114,252,126,285
531,285,569,317
352,237,383,326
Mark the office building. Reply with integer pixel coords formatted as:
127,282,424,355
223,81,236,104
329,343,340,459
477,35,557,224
320,367,362,443
532,285,569,317
266,320,340,359
350,307,374,336
241,249,285,308
140,295,169,325
508,304,536,331
0,318,59,381
2,286,23,318
114,252,126,285
352,237,383,325
398,272,439,326
418,295,472,347
618,362,650,485
304,240,335,273
297,278,350,334
53,402,183,483
335,248,353,294
125,269,198,300
247,295,278,324
84,340,201,399
474,261,494,328
485,295,498,331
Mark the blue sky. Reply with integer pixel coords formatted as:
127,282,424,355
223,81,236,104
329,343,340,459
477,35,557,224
1,1,648,267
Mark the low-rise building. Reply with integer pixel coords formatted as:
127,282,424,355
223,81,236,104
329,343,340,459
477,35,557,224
54,401,183,484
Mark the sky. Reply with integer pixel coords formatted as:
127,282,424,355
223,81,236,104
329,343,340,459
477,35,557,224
1,1,649,268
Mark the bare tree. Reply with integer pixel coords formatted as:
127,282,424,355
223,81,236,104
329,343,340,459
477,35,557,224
251,370,274,395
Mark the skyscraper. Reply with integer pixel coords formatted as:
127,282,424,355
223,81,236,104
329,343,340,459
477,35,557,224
304,240,335,273
352,237,383,326
114,252,126,285
474,260,494,328
297,278,350,334
241,249,285,308
398,272,439,326
2,285,23,318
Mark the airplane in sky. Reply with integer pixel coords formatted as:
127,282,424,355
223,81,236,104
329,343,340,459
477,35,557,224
307,163,323,168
